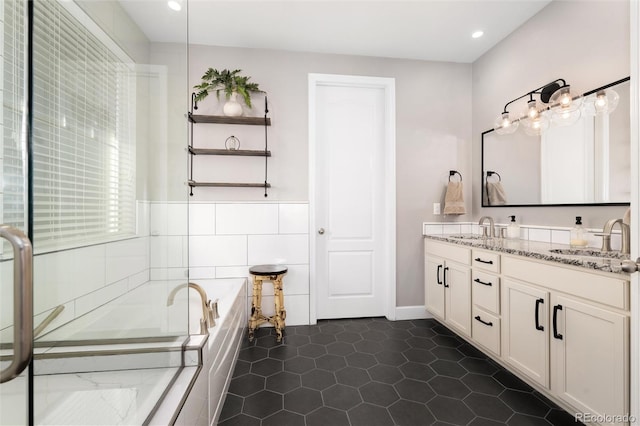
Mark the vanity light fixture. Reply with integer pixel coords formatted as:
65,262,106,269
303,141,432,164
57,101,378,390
494,78,580,136
549,82,582,126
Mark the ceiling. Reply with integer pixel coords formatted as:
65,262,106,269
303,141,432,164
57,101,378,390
120,0,553,63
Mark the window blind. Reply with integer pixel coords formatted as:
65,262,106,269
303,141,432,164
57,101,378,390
2,0,137,253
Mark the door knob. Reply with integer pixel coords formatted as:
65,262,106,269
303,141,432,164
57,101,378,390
318,228,325,235
621,257,640,273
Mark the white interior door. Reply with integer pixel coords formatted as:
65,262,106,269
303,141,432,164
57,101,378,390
310,74,395,320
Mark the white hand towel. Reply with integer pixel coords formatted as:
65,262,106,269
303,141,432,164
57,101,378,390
443,181,466,215
486,181,507,205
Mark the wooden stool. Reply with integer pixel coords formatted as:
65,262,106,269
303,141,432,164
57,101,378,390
248,264,288,342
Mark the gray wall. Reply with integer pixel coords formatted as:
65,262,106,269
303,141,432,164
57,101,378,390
472,0,630,230
179,45,472,307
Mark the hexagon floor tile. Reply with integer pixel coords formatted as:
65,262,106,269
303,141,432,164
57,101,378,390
218,318,584,426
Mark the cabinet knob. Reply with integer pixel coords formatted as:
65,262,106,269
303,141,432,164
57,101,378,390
621,257,640,273
318,228,325,235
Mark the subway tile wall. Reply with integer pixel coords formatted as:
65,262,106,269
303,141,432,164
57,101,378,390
150,202,311,327
423,221,621,250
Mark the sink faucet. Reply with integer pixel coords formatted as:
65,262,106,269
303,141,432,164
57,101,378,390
167,282,215,334
600,218,630,254
478,216,495,238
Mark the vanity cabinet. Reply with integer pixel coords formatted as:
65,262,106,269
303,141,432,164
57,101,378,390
424,240,471,337
424,236,630,425
502,256,629,423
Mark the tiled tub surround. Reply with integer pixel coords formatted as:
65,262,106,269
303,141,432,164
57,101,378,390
423,222,629,274
151,202,311,326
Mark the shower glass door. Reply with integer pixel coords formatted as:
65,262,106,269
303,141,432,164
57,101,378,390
2,0,190,423
0,0,31,424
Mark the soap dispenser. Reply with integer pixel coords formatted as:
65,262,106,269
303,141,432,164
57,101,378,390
570,216,588,248
507,215,520,239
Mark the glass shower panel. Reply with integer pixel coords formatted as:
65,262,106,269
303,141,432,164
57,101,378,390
27,0,189,423
0,0,30,424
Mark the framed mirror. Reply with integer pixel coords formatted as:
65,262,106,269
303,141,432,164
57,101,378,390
481,77,631,207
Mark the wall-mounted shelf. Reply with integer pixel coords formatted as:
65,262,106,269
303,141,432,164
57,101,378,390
188,113,271,126
188,147,271,157
187,95,271,197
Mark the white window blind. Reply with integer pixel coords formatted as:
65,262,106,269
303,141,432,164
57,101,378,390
3,0,137,252
2,0,28,243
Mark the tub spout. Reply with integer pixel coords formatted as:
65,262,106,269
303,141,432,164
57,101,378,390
167,282,215,334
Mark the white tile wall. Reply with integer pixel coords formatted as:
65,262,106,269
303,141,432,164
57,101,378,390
181,202,311,325
216,203,278,235
422,221,618,250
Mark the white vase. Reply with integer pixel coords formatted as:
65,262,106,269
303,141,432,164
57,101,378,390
223,92,243,117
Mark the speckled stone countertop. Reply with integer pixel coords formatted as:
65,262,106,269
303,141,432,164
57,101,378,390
424,234,630,275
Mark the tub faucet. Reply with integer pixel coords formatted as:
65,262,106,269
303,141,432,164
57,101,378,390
600,218,630,254
478,216,495,238
167,282,215,334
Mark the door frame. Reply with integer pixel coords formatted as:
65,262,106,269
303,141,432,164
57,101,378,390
308,73,396,324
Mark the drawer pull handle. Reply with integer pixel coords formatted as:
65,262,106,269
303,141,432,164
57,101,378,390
474,257,494,265
443,267,449,288
437,264,443,285
535,298,544,331
473,278,492,286
553,304,563,340
474,315,493,327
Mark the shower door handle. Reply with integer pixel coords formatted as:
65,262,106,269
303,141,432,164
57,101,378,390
0,225,33,383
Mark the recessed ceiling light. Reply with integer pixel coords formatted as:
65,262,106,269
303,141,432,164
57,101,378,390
168,0,182,11
472,30,484,39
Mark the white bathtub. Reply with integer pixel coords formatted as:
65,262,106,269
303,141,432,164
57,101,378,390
0,278,247,425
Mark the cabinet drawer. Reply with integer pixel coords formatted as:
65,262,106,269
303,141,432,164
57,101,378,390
472,249,500,273
472,307,500,356
425,240,471,266
472,271,500,314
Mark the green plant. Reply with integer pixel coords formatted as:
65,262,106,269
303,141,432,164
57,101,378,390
193,68,262,108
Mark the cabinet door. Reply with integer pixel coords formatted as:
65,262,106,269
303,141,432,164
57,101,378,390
550,294,628,420
425,255,445,319
444,261,471,337
502,279,549,388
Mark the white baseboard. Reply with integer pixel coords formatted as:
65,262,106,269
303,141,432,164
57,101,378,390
394,305,432,321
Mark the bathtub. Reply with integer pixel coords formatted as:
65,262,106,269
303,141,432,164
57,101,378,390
1,278,247,425
152,278,248,425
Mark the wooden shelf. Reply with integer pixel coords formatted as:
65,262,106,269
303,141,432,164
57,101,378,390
188,180,271,189
188,113,271,126
188,147,271,157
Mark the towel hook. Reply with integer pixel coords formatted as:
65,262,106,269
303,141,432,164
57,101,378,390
486,171,502,182
449,170,462,182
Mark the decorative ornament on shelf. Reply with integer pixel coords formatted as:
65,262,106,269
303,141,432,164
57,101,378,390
193,68,264,117
225,135,240,150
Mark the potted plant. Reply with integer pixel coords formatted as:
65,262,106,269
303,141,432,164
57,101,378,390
193,68,263,116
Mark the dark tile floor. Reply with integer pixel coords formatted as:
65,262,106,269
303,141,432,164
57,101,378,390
218,318,582,426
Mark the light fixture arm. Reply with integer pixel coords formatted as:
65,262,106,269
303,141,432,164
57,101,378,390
500,78,567,113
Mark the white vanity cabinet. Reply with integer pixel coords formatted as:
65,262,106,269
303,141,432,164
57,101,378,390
424,236,630,425
502,256,629,424
424,240,472,337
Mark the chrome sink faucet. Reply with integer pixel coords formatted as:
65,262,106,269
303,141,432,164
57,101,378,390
478,216,495,238
600,218,630,255
167,282,216,334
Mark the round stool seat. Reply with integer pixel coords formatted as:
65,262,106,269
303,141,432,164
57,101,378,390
250,264,288,276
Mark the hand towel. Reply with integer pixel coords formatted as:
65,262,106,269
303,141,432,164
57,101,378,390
443,181,466,214
486,181,507,205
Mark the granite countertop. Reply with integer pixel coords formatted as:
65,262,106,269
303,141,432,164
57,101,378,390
424,234,630,275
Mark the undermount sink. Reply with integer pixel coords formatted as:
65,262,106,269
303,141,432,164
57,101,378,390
548,248,628,260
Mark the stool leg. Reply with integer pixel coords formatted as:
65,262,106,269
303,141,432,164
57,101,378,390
273,275,286,342
248,277,263,341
